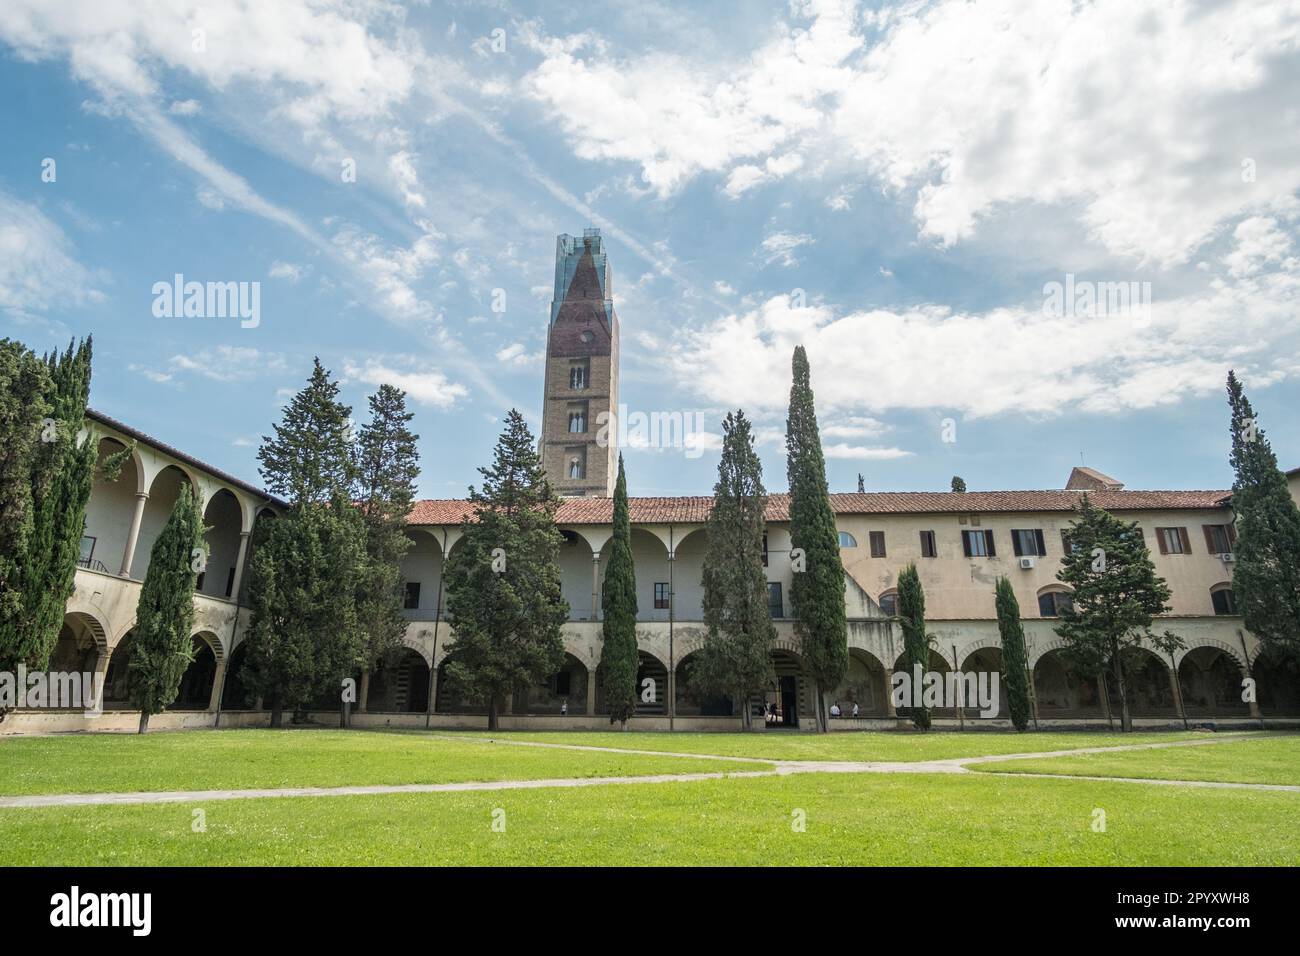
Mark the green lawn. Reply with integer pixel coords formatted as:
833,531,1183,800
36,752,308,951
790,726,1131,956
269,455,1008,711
0,771,1294,866
975,734,1300,786
0,729,762,796
461,728,1234,762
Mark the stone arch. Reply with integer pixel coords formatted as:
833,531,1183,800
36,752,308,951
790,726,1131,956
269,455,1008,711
827,646,890,718
764,647,808,726
1117,647,1177,717
131,464,201,581
367,646,431,713
519,652,589,715
103,630,136,708
671,528,709,621
199,488,243,600
1032,647,1106,718
672,649,734,717
221,641,255,710
173,633,221,709
892,647,955,717
1035,583,1074,618
600,528,671,623
960,645,1009,718
1177,637,1246,671
400,528,446,619
1178,645,1249,717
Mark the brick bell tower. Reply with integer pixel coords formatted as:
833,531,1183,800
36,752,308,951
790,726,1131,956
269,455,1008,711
538,228,620,497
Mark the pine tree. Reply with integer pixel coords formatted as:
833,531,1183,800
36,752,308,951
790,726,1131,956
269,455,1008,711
600,455,639,728
442,410,568,730
129,484,205,733
243,361,369,725
1226,371,1300,660
257,357,355,504
994,576,1032,732
0,337,94,673
1055,496,1181,732
785,346,846,732
897,563,931,729
354,384,421,713
691,410,775,731
950,476,966,493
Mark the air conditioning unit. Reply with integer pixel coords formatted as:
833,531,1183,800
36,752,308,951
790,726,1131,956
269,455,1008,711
1019,556,1036,570
1221,552,1236,563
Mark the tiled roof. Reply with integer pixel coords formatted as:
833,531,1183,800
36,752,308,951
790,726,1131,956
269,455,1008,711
407,488,1232,526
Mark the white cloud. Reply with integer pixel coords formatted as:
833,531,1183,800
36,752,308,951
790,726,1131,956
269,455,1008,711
1223,217,1294,278
668,252,1300,419
0,191,103,319
496,343,544,367
714,280,735,295
269,261,307,283
331,223,442,322
761,231,814,267
823,443,913,460
343,358,467,409
388,151,427,210
169,98,200,116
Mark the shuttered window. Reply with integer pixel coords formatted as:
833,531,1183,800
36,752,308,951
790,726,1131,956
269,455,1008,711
962,529,995,557
869,530,886,557
1156,527,1191,555
919,530,937,558
1202,524,1236,554
1011,529,1047,557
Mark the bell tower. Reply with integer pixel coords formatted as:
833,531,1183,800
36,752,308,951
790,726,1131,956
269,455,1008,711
538,228,620,497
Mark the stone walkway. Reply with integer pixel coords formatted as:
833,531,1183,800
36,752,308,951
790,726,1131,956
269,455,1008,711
0,732,1294,809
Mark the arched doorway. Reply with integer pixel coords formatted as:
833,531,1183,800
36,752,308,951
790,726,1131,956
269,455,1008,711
765,649,806,727
1032,649,1106,718
960,646,1009,718
828,648,890,718
367,648,430,713
1179,646,1249,717
173,635,218,709
517,652,589,715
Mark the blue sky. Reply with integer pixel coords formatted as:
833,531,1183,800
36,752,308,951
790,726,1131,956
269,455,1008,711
2,0,1298,499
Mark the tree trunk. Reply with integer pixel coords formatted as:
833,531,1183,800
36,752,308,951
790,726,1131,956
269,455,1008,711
487,694,499,732
137,711,149,734
270,705,282,728
340,701,348,729
1112,642,1132,733
816,686,828,733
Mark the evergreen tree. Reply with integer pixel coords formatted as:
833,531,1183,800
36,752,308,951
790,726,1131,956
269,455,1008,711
243,501,369,726
0,340,51,671
994,576,1032,732
257,357,355,504
1226,371,1300,660
857,473,865,493
691,410,775,730
600,455,639,728
129,485,205,733
354,384,421,696
1055,497,1181,732
785,346,846,732
950,476,967,493
442,410,568,730
897,563,931,729
243,361,368,725
0,337,95,673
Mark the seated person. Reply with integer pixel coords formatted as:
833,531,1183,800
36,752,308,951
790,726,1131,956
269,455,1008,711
829,702,842,718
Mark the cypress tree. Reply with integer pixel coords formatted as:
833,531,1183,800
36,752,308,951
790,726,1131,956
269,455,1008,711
600,455,639,728
442,410,568,730
897,563,931,729
785,346,846,733
0,337,94,673
129,484,205,733
257,357,355,504
1055,497,1181,732
1226,371,1300,660
691,410,775,731
994,576,1032,731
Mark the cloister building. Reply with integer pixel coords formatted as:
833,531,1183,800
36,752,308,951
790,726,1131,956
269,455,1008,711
6,228,1299,734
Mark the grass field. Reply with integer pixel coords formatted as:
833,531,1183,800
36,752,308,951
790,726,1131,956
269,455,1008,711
462,728,1219,761
975,734,1300,786
0,729,760,795
1,728,1295,866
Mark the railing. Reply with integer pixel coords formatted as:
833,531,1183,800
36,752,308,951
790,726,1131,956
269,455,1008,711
76,557,111,574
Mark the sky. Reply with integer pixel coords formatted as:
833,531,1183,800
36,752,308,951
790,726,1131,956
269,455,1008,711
1,0,1299,500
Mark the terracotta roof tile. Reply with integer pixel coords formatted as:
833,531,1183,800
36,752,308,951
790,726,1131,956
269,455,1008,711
407,489,1231,526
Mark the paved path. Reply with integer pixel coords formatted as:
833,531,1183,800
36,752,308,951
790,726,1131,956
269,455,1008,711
0,732,1294,808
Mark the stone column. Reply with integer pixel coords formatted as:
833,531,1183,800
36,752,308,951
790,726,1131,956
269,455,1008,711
1167,660,1185,722
228,530,251,600
586,667,597,716
88,648,111,714
882,666,897,719
119,491,149,576
208,660,228,712
591,553,601,621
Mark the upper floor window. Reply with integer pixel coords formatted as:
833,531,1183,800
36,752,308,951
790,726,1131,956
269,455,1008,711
1011,529,1046,557
569,363,588,389
1210,584,1237,615
568,410,587,433
654,583,670,610
962,529,996,558
568,457,585,479
878,589,898,616
1156,527,1191,555
767,582,783,618
1038,588,1073,617
1203,524,1236,554
838,531,857,549
869,530,886,558
919,530,937,558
